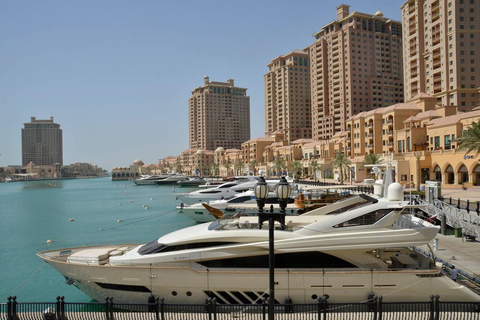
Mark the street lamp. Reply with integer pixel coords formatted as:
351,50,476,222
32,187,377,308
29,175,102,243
255,176,291,320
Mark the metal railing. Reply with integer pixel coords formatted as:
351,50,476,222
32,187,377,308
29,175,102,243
2,295,479,320
409,195,480,240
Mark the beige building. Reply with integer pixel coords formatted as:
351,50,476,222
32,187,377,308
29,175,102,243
22,116,63,166
189,76,250,151
309,4,404,141
401,0,480,111
264,49,311,142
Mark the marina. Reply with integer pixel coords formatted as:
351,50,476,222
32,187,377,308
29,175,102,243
2,176,480,308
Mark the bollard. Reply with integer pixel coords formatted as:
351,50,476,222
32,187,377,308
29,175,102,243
467,200,470,213
284,296,293,313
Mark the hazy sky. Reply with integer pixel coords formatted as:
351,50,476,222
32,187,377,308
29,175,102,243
0,1,403,170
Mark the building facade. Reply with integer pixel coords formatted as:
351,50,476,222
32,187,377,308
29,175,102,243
189,76,250,151
401,0,480,111
264,49,312,142
309,4,404,141
22,116,63,166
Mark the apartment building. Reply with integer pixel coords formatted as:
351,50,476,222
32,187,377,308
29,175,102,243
264,49,311,142
309,4,404,141
189,76,250,151
402,0,480,111
22,116,63,166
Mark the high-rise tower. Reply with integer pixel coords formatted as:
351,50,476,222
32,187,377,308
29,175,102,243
189,76,250,151
401,0,480,111
22,116,63,166
310,4,404,140
264,49,311,142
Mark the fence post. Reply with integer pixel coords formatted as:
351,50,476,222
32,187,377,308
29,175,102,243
428,295,435,320
449,197,452,205
378,296,383,320
212,298,217,320
322,294,329,320
467,200,470,213
12,296,17,320
154,297,160,320
434,295,440,320
316,297,322,320
370,295,377,320
205,297,212,320
160,298,165,320
104,297,111,320
55,296,65,320
476,201,479,215
7,296,12,320
457,199,461,209
262,297,267,320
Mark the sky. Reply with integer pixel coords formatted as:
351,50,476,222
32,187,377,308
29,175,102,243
0,0,404,170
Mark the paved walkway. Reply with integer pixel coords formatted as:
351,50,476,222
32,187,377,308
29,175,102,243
421,233,480,276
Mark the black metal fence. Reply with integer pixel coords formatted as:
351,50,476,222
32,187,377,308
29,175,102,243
1,295,479,320
412,193,480,215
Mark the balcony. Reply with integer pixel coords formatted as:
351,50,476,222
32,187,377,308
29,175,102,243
387,131,393,136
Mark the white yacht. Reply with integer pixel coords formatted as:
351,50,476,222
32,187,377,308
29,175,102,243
155,174,189,185
134,175,168,185
4,177,12,183
37,181,480,305
178,190,297,223
175,177,294,205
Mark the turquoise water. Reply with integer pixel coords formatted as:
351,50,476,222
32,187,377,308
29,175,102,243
0,178,196,302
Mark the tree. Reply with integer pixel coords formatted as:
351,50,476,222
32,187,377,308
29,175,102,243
308,160,321,181
223,161,232,177
457,121,480,156
272,158,286,176
234,159,244,176
249,160,258,175
176,163,183,174
363,153,383,177
414,152,422,192
331,153,351,184
290,161,303,180
210,162,219,177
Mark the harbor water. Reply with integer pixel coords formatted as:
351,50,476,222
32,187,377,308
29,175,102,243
0,178,196,302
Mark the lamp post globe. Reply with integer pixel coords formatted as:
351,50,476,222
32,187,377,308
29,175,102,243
254,176,269,212
276,176,291,213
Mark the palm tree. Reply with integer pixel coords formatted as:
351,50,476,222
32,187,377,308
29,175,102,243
176,164,183,174
290,161,303,180
457,121,480,156
308,160,321,181
363,153,383,177
249,160,258,175
414,152,422,192
234,159,244,176
331,153,351,184
223,161,232,177
210,162,219,177
272,158,286,176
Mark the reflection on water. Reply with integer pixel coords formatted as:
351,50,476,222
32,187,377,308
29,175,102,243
21,181,63,190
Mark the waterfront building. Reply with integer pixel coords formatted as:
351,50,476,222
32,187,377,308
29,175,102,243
264,49,311,143
309,4,404,141
22,116,63,166
401,0,480,111
189,76,250,151
340,94,480,185
61,162,105,177
111,159,146,181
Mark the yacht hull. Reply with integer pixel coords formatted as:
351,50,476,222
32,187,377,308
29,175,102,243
39,255,479,304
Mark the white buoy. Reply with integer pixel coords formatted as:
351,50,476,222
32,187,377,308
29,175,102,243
69,218,74,221
117,219,122,223
99,228,103,231
145,207,148,210
150,198,153,200
46,239,53,244
130,200,133,203
118,203,122,206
